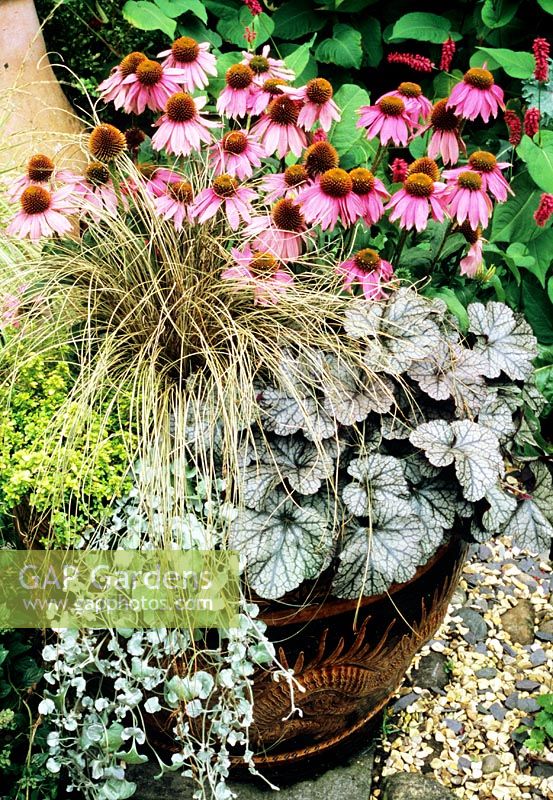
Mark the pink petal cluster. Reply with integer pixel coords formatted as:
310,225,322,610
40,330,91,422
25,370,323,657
153,178,194,231
209,130,265,180
281,79,341,132
447,68,505,123
251,96,307,158
349,168,389,226
298,168,362,231
217,63,260,119
385,173,448,232
189,175,257,231
157,37,217,90
443,151,512,203
152,93,219,157
460,238,484,277
7,184,75,240
246,198,308,262
222,244,294,305
122,59,190,114
357,96,412,147
446,171,493,229
336,249,394,301
379,82,432,125
241,45,295,84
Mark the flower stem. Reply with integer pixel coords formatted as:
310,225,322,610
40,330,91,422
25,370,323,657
431,221,454,272
371,143,386,173
394,228,409,265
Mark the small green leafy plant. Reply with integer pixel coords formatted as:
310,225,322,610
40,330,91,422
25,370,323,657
517,693,553,752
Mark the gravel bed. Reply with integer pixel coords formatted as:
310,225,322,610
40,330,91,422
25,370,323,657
372,537,553,800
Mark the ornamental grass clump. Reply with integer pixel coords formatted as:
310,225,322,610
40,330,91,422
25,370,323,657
1,34,553,800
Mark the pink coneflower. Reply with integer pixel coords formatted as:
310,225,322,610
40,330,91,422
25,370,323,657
246,198,308,261
440,38,456,73
524,107,541,138
121,59,189,114
447,68,505,123
458,223,484,277
98,51,146,109
534,193,553,227
425,99,464,165
241,45,294,85
281,78,341,132
152,93,219,156
446,171,493,230
349,167,389,226
379,82,432,125
189,174,257,230
153,178,194,230
72,163,121,221
5,153,78,202
406,157,441,182
387,52,434,72
303,141,339,178
157,36,216,91
357,96,412,147
142,166,183,198
390,158,409,183
443,151,512,203
533,37,550,83
504,110,522,146
216,63,259,119
251,96,307,158
6,184,74,240
336,248,394,301
261,164,309,202
385,172,448,232
248,78,288,116
209,130,265,180
222,245,293,306
298,168,362,231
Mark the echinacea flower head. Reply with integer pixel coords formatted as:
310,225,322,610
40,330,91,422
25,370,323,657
142,166,186,198
122,59,189,114
298,167,362,231
357,96,412,147
251,96,307,158
447,68,505,123
381,81,432,124
73,162,120,221
157,36,217,91
446,171,493,230
89,124,127,162
282,78,341,132
6,184,74,240
4,153,78,201
261,164,309,203
385,172,448,232
246,198,308,261
189,174,257,231
209,130,265,180
241,45,295,84
406,157,441,181
443,151,512,203
426,99,464,165
98,51,146,108
303,141,339,178
349,167,389,226
458,222,484,277
222,245,293,306
151,93,219,156
336,248,394,301
153,178,194,230
216,64,259,119
248,78,288,116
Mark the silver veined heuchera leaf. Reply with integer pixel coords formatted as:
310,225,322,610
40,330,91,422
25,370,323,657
482,483,518,533
342,455,411,518
332,510,442,598
344,288,446,373
228,494,334,599
468,301,537,381
504,463,553,553
409,419,504,501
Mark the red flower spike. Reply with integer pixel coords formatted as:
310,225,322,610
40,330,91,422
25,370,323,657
503,110,522,146
440,38,456,73
390,157,409,183
524,107,541,138
534,193,553,226
387,52,435,73
532,37,550,83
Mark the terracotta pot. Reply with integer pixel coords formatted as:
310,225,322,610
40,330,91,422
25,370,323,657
0,0,82,166
147,533,468,781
